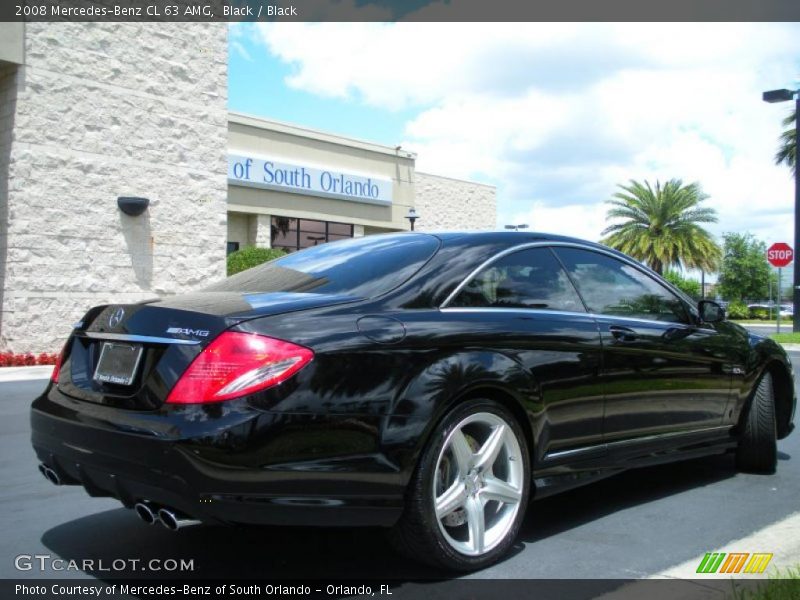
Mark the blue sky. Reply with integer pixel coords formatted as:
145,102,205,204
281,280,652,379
229,41,417,145
228,22,800,250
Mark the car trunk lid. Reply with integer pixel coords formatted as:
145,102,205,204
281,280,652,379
57,291,358,410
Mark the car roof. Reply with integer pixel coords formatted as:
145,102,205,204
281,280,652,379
425,230,614,254
369,229,654,277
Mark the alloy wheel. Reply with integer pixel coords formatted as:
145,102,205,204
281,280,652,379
432,412,524,556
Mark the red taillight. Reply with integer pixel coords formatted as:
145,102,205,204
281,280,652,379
165,332,314,404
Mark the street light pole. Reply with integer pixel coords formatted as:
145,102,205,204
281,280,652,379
763,88,800,332
795,93,799,332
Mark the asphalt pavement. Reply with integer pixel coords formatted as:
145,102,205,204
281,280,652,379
1,360,798,585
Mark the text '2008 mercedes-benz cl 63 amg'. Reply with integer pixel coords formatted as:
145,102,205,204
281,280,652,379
31,231,795,570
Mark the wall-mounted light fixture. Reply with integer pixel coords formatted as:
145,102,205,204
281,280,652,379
117,196,150,217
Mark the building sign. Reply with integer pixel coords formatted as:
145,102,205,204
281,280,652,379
228,154,392,206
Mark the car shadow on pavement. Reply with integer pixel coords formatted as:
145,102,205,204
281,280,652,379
519,452,741,545
41,513,444,580
39,452,773,582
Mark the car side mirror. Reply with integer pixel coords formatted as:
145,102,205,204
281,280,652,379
699,300,725,323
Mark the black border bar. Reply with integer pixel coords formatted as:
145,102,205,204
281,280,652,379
2,0,800,22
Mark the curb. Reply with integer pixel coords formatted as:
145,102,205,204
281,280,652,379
0,366,53,383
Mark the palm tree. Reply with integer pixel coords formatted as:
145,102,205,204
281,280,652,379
601,179,722,275
775,107,796,176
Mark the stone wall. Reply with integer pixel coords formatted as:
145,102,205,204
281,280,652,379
414,172,496,231
0,65,17,354
0,23,228,352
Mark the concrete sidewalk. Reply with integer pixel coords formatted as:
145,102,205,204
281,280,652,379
597,512,800,599
0,366,53,383
653,511,800,579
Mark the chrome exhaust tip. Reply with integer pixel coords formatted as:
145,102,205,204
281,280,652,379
157,508,201,531
134,502,158,525
40,464,61,486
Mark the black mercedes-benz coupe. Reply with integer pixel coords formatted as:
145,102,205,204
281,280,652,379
32,231,795,570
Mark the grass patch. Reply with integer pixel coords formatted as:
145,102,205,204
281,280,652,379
769,333,800,344
731,566,800,600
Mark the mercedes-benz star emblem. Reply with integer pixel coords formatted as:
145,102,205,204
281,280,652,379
108,307,125,328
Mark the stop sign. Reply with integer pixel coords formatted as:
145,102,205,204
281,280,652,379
767,242,794,267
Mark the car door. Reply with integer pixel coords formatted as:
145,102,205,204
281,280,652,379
445,245,605,461
552,246,732,442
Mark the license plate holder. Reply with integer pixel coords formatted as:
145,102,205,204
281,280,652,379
93,342,144,386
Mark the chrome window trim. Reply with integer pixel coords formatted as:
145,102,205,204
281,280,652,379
78,332,200,346
588,313,702,329
440,241,554,309
440,306,713,331
440,306,593,319
440,241,697,327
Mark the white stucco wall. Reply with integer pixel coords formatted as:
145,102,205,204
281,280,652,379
414,172,496,231
0,23,228,352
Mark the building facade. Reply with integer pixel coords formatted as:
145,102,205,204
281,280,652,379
0,24,496,353
225,114,495,253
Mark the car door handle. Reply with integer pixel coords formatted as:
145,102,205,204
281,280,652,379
609,325,638,342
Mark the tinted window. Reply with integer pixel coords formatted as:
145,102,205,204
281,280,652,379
205,233,440,298
450,247,585,312
271,216,354,252
554,247,688,323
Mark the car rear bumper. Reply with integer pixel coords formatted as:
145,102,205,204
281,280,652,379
31,384,405,527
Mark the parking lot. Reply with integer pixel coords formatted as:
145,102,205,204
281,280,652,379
2,353,798,587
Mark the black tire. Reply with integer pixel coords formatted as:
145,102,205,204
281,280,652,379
388,399,530,571
736,372,777,474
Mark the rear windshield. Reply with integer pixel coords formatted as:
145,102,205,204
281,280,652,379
205,233,440,298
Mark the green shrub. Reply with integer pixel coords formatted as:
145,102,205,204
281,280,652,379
727,300,749,320
226,246,286,276
663,269,702,300
748,306,770,320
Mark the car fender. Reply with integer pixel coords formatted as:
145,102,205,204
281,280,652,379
733,333,796,439
381,349,538,479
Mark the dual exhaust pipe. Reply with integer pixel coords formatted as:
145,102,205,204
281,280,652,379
134,501,201,531
38,464,199,532
38,463,62,486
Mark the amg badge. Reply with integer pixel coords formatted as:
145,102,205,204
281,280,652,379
166,327,210,337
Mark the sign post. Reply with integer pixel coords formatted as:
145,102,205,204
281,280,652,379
778,267,782,333
767,242,794,334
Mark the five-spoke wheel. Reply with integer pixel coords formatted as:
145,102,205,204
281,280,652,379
389,399,530,571
433,412,524,556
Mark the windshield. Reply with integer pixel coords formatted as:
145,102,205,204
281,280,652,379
206,233,440,298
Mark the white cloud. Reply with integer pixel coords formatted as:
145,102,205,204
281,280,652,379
252,22,800,247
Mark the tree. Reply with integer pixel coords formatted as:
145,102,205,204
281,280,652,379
601,179,722,275
663,269,702,299
716,233,772,302
775,107,796,176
